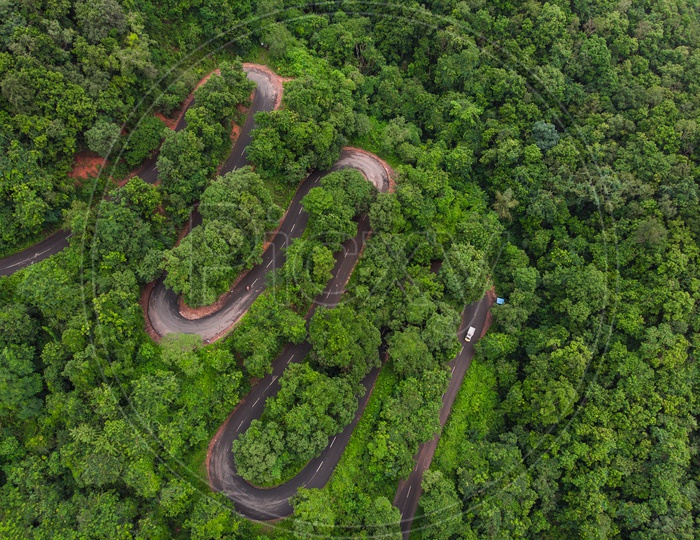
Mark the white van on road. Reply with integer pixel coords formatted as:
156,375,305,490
464,326,476,342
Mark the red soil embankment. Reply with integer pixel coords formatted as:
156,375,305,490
68,152,107,180
139,280,160,342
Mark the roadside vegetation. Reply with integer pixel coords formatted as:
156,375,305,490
230,166,383,487
162,167,282,307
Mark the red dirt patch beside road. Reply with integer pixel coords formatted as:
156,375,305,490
69,152,107,180
139,280,160,342
154,112,177,131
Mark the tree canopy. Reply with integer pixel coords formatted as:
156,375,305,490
3,0,700,537
162,167,281,307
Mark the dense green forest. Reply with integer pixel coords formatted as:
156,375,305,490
2,0,700,538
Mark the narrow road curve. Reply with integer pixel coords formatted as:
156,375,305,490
393,293,495,539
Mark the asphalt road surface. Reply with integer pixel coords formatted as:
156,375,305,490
207,213,382,519
393,294,494,539
0,230,72,277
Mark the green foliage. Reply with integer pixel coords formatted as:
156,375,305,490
229,292,306,378
162,167,281,307
248,62,361,184
367,369,449,482
379,117,421,164
0,140,66,254
184,493,245,539
532,120,560,151
0,0,186,252
194,63,256,125
302,365,399,529
369,192,405,234
199,166,281,228
363,496,402,540
277,238,336,309
432,359,501,479
309,304,381,387
78,178,166,283
123,116,166,166
0,304,37,348
86,120,122,159
0,344,43,421
287,366,403,538
291,488,336,538
418,469,464,540
302,186,356,246
292,488,400,539
439,242,489,305
233,363,356,486
457,435,539,538
302,168,377,248
387,327,434,378
157,129,208,218
157,61,254,220
248,109,343,185
160,333,202,377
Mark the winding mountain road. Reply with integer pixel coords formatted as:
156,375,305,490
147,149,388,341
1,63,494,530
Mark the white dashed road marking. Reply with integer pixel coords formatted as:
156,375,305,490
6,246,54,268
